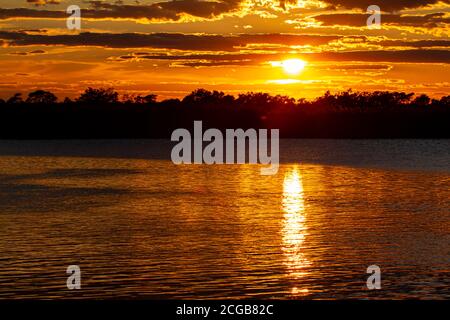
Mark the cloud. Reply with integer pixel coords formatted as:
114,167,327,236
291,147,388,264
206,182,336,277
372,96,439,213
172,62,393,69
377,39,450,48
132,49,450,64
320,0,449,11
306,50,450,63
9,49,46,56
2,30,449,53
1,30,449,66
29,49,46,54
0,0,243,22
317,64,393,70
0,31,342,51
26,0,61,6
0,8,64,20
173,60,257,67
278,0,299,10
2,0,448,23
313,12,450,27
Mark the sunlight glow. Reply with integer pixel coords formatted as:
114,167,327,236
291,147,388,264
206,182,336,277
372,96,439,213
267,79,302,85
272,59,307,75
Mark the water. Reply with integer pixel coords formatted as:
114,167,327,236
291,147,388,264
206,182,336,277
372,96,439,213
0,140,449,299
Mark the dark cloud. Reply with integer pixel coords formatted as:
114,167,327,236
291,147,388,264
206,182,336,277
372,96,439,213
9,52,29,56
1,30,449,65
237,34,341,46
26,0,61,6
173,60,256,67
19,29,48,34
378,39,450,48
2,30,448,52
176,62,393,68
0,0,242,21
29,49,46,54
321,0,449,11
2,0,448,21
313,12,450,27
8,49,46,56
309,50,450,63
134,50,450,64
319,64,392,70
0,31,342,51
0,8,65,20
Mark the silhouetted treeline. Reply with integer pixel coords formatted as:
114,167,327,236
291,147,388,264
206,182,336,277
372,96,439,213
0,88,449,138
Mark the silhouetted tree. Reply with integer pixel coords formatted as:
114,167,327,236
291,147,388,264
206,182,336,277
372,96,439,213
236,92,275,108
26,90,58,104
313,90,335,109
183,89,234,105
296,97,308,105
6,93,23,104
160,98,181,107
413,94,431,106
135,94,157,104
0,87,449,139
367,91,414,109
121,93,136,104
440,95,450,106
63,97,73,104
77,87,119,104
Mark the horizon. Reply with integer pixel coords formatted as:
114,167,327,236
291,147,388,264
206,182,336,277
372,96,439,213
2,87,450,103
0,0,449,100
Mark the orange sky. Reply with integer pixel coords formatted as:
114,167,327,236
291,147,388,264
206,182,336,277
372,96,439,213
0,0,449,100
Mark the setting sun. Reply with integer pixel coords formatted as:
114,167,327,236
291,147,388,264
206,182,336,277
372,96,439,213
271,59,307,75
281,59,307,75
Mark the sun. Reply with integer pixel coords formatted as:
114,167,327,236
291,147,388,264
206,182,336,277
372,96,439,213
281,59,307,75
270,59,307,75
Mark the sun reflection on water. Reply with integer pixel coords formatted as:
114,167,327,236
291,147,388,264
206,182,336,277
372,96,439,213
282,166,311,295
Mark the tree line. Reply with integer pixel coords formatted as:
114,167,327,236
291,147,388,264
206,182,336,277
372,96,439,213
1,87,449,110
0,88,449,138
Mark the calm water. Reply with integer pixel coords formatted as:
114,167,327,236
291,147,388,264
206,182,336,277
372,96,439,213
0,140,449,299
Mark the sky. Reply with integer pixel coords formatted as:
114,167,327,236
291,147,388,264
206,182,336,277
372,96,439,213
0,0,449,100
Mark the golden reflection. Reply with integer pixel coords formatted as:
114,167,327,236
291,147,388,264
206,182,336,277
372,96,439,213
282,166,310,295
